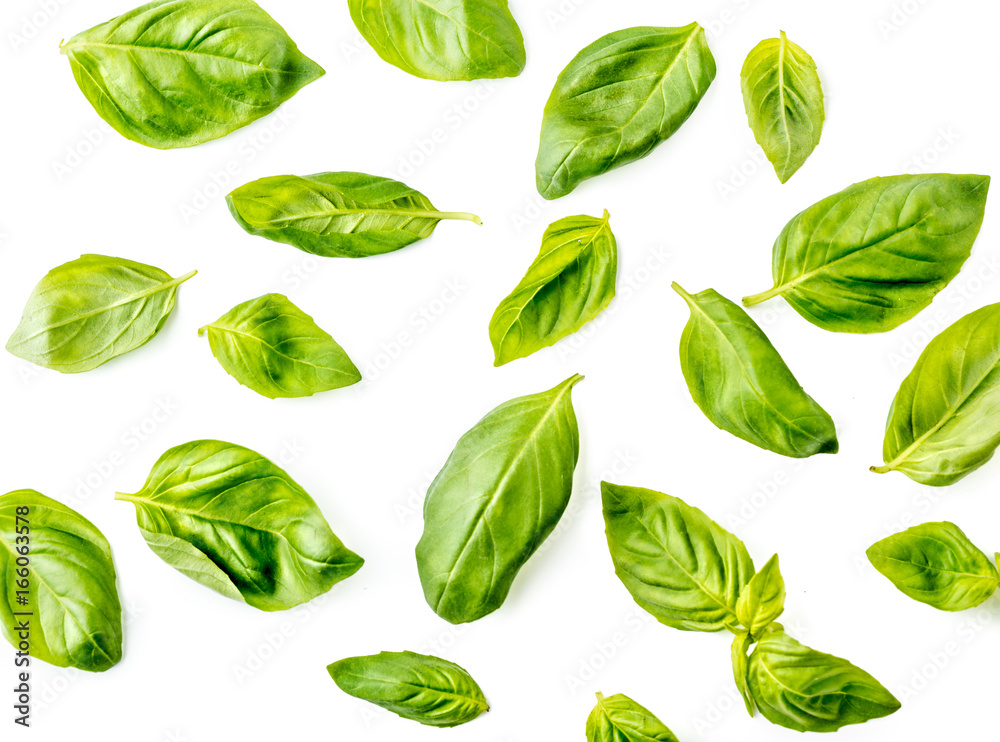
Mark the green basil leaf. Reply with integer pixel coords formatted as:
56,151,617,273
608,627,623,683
226,172,481,258
585,692,679,742
0,491,122,672
743,174,990,332
601,482,754,632
747,630,900,732
872,302,1000,485
61,0,323,148
117,440,363,611
732,631,756,716
328,650,488,727
348,0,524,81
741,32,824,183
199,293,361,399
6,254,195,373
736,554,786,636
416,375,583,624
489,211,617,366
867,522,999,610
673,283,838,458
536,24,716,200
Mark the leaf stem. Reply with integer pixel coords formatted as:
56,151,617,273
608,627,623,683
742,286,783,306
671,281,694,302
869,464,893,474
438,211,483,225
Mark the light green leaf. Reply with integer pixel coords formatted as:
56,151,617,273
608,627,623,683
586,692,679,742
731,631,756,716
736,554,786,636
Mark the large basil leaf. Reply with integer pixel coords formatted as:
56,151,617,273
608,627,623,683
601,482,754,632
6,254,195,373
61,0,324,148
489,211,617,365
673,283,838,458
747,630,900,732
416,375,582,624
867,522,998,610
736,554,785,637
0,491,122,672
199,293,361,399
743,174,990,332
585,692,679,742
536,24,716,200
741,32,824,183
327,650,488,727
117,440,363,611
227,172,481,258
348,0,524,81
873,302,1000,485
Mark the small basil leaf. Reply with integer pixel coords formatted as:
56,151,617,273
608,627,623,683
741,32,824,183
416,375,583,624
873,302,1000,485
328,651,488,727
731,631,755,716
6,254,195,373
747,630,900,732
226,172,481,258
586,692,679,742
536,24,716,200
199,293,361,399
61,0,324,148
490,211,617,365
117,440,363,611
601,482,754,632
736,554,786,636
0,491,122,672
867,522,999,610
743,174,990,332
673,283,838,458
348,0,524,81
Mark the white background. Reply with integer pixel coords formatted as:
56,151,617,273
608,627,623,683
2,0,999,739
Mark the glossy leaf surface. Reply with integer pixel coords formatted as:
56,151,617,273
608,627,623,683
585,692,679,742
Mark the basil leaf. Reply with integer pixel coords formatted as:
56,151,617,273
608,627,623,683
0,491,122,672
585,692,679,742
867,522,999,610
61,0,323,148
199,293,361,399
117,440,363,611
873,302,1000,485
741,32,824,183
536,24,716,200
328,651,488,727
673,283,838,458
743,174,990,332
416,375,583,624
601,482,754,632
227,172,481,258
348,0,524,81
489,211,617,366
732,631,756,716
747,630,900,732
6,254,195,373
736,554,785,637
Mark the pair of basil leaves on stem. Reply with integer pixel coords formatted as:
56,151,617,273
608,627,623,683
869,521,1000,612
603,482,900,733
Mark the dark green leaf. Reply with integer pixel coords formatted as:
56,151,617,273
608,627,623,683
867,522,998,610
536,24,716,199
490,211,617,365
736,554,786,636
226,172,481,258
199,293,361,399
117,440,363,611
328,650,488,727
601,482,754,632
673,283,838,458
585,692,679,742
743,174,990,332
61,0,324,148
6,254,195,373
416,375,583,624
0,491,122,672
